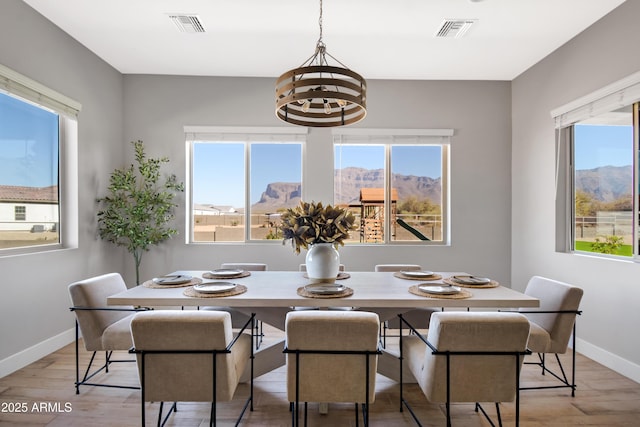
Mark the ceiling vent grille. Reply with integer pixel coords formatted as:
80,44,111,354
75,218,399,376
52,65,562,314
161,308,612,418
436,19,476,38
169,15,205,33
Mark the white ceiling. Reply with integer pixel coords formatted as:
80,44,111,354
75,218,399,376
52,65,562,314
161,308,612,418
22,0,627,81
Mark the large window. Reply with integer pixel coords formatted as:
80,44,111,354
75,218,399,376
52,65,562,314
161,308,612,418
554,71,640,259
333,130,450,244
0,65,79,254
572,114,634,257
188,128,305,243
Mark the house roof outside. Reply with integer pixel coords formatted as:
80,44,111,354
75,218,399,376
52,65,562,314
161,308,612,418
0,185,59,204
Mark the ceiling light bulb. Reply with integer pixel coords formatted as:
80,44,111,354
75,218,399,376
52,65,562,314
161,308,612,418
336,99,347,108
323,99,332,114
301,100,311,113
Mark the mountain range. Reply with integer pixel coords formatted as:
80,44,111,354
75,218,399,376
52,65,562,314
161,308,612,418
249,165,631,212
251,167,441,211
575,165,632,202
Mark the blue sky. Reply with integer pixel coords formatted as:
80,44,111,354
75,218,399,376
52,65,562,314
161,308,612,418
0,92,59,187
3,87,632,204
193,142,302,207
193,142,444,208
574,124,633,170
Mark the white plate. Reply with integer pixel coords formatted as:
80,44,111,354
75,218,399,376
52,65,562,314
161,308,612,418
152,274,193,285
451,276,491,285
207,269,244,277
304,284,346,295
418,284,461,295
401,270,435,278
193,282,237,294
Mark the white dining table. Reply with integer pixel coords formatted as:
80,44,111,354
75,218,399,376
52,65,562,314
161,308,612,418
108,270,539,382
108,270,538,309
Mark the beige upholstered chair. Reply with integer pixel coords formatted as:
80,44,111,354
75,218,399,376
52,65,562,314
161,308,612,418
285,311,380,427
221,262,268,271
372,264,438,347
130,310,254,427
400,311,531,426
518,276,583,396
68,272,147,394
374,264,422,272
203,262,267,348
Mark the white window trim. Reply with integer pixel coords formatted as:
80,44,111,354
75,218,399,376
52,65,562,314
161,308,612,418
185,126,307,244
0,64,80,257
551,70,640,128
552,71,639,259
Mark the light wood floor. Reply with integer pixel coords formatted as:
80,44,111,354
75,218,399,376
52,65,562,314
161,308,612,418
1,326,639,426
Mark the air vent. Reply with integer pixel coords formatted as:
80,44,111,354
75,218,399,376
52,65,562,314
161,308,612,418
436,19,476,38
169,15,205,33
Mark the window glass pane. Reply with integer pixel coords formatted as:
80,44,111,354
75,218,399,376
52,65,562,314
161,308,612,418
573,115,633,257
249,143,301,240
192,142,245,242
0,92,60,250
391,145,443,241
334,144,385,243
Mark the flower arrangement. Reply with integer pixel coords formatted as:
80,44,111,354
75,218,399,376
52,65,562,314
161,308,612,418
281,201,357,254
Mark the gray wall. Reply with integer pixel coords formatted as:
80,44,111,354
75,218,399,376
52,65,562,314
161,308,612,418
0,0,125,369
512,0,640,380
122,76,513,285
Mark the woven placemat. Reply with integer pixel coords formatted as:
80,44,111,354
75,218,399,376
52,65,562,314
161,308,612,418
303,272,351,280
297,286,354,299
143,277,203,289
202,270,251,279
443,277,499,288
393,272,443,281
408,284,472,299
183,284,248,298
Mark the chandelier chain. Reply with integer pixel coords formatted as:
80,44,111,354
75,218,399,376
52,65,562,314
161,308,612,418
318,0,323,44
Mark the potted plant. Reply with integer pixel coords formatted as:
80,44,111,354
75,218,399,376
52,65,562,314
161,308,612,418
97,140,184,285
280,201,356,282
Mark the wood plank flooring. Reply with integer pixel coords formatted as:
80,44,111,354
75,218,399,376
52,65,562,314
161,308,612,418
1,325,639,426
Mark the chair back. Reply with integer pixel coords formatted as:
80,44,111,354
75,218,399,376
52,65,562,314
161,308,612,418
420,312,530,403
285,311,379,403
221,262,267,271
524,276,583,353
68,273,131,351
374,264,421,272
130,310,251,402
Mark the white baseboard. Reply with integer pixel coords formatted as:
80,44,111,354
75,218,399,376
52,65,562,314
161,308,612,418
576,337,640,384
0,328,75,378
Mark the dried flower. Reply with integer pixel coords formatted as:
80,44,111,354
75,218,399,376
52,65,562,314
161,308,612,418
281,201,356,254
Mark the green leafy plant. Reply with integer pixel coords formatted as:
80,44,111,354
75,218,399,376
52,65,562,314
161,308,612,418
591,235,624,254
280,201,356,254
97,140,184,285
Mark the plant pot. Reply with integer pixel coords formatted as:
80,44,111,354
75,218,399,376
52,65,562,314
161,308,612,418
305,243,340,283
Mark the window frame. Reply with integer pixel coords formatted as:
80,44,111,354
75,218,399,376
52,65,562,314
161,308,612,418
14,206,26,221
332,128,452,246
185,126,307,244
0,64,80,256
552,71,640,260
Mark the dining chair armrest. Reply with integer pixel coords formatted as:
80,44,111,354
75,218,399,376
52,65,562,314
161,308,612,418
499,309,582,315
70,306,151,312
398,314,433,349
227,313,256,351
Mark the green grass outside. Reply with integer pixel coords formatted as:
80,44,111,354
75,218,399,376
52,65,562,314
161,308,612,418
574,241,633,257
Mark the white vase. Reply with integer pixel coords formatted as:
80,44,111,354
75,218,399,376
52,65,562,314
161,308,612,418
305,243,340,283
